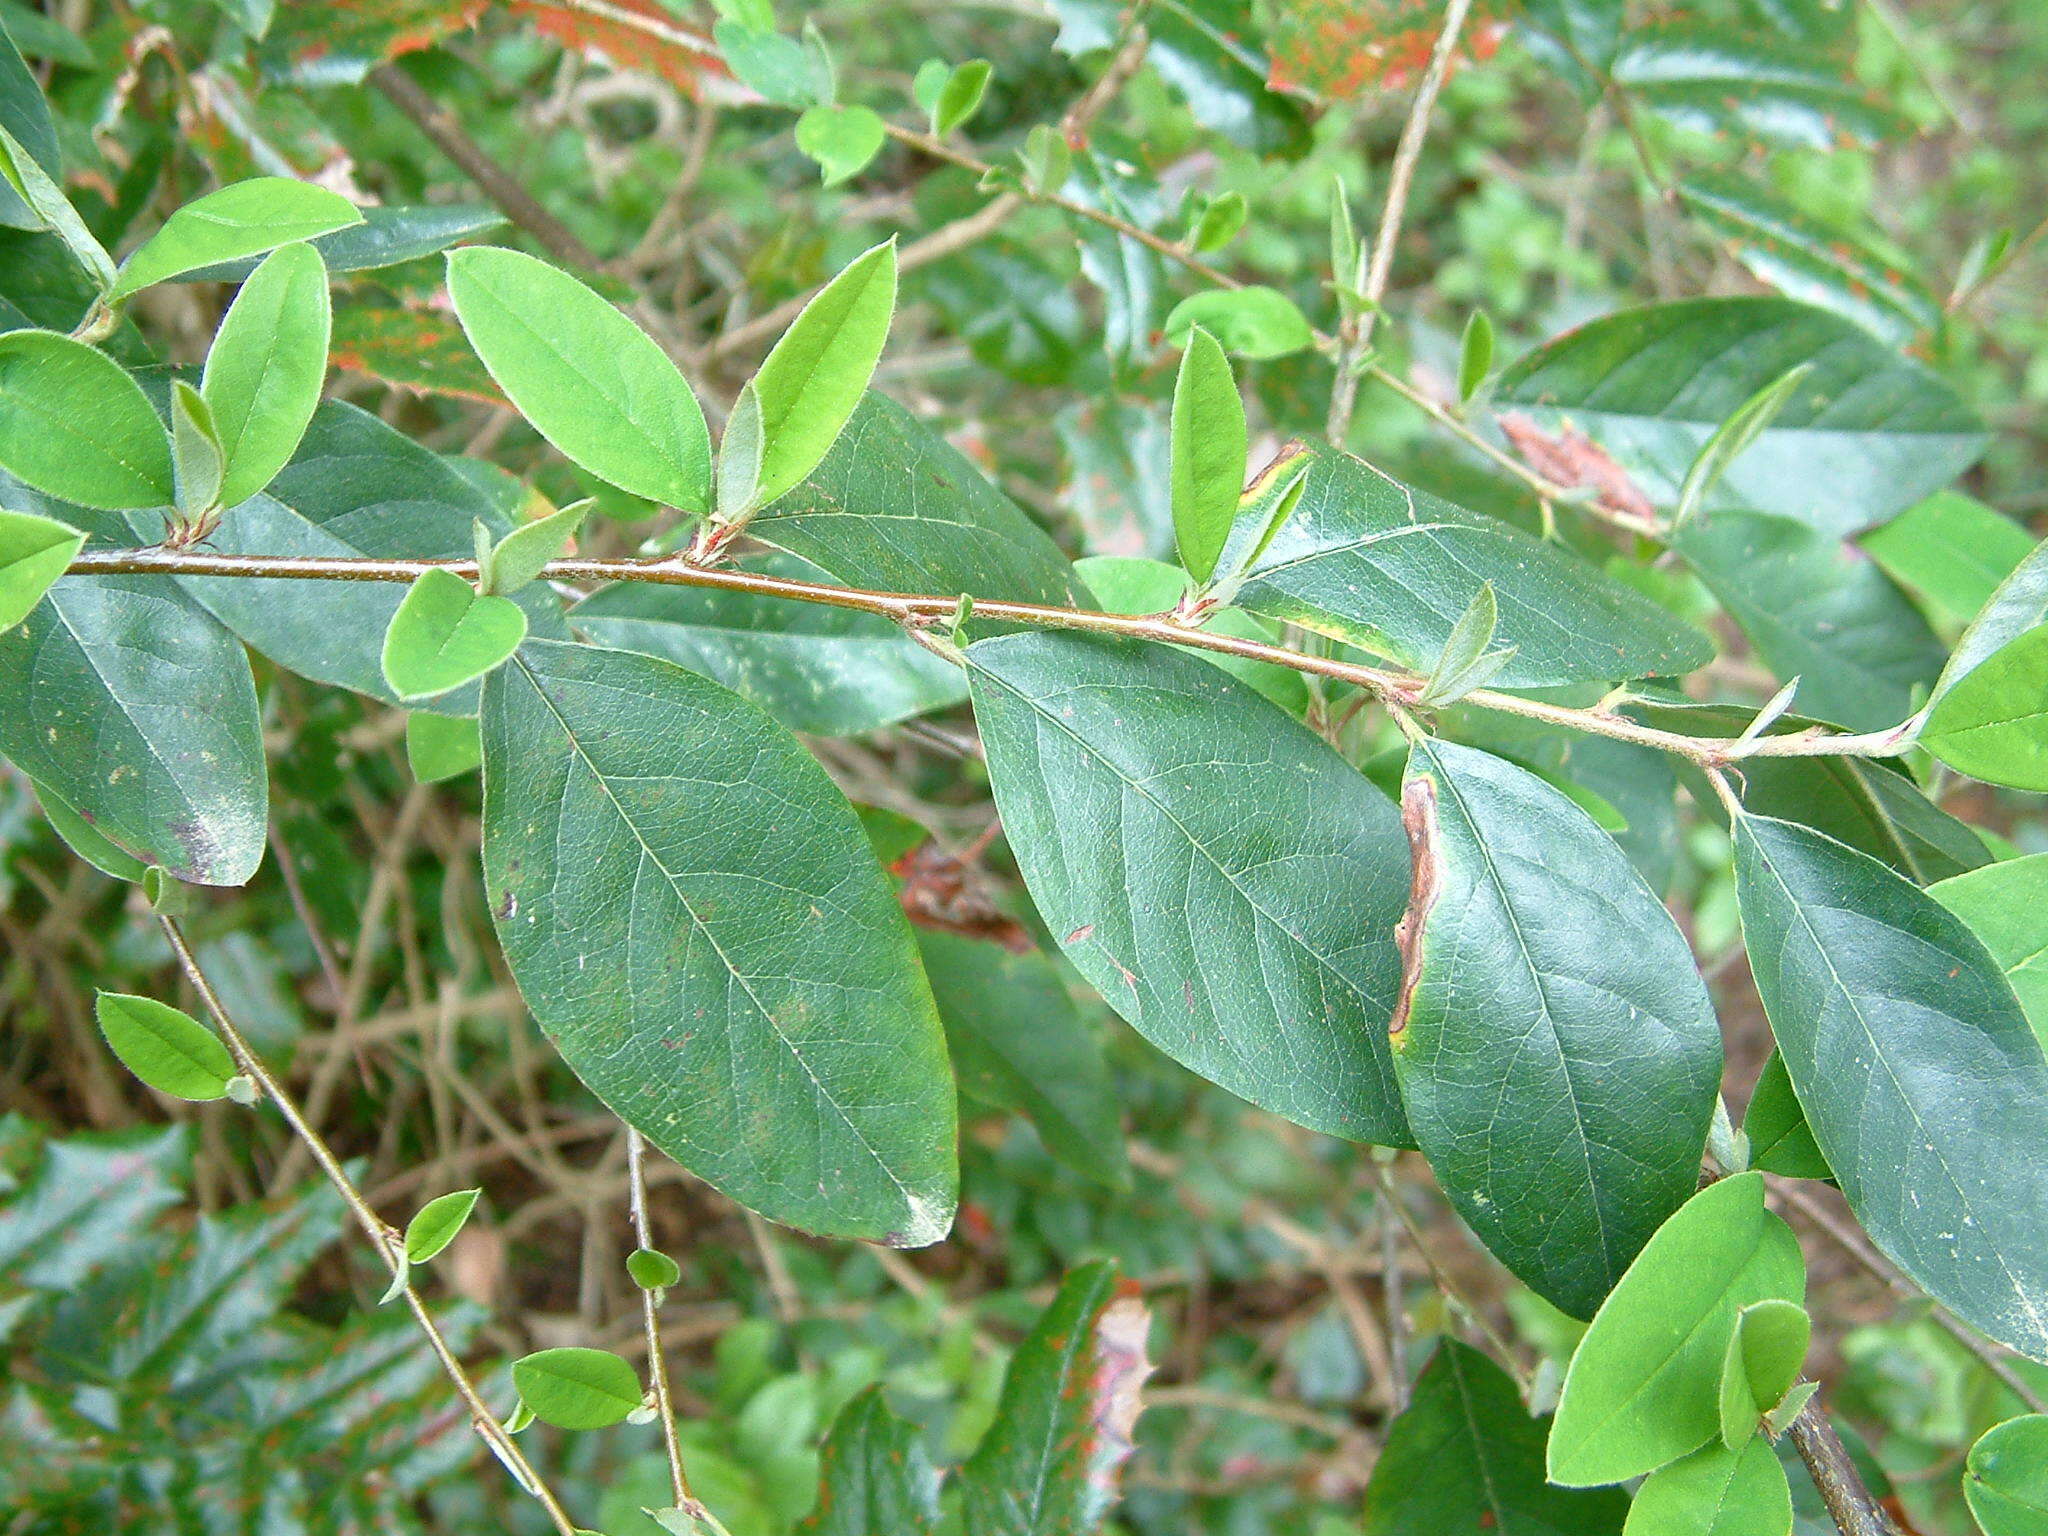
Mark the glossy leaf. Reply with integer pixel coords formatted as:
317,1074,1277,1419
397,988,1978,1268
1624,1436,1793,1536
795,104,886,186
32,777,148,882
405,711,482,783
1393,741,1722,1318
1494,297,1985,536
961,1260,1151,1536
0,505,82,625
1922,626,2048,791
1228,444,1712,686
1169,325,1247,583
402,1188,480,1264
1673,509,1943,731
1549,1174,1806,1487
108,178,362,300
511,1346,642,1430
745,241,897,511
1717,1299,1809,1447
1611,25,1898,149
571,551,966,737
201,242,331,510
1362,1338,1628,1536
1732,751,1986,886
0,1122,187,1289
0,331,172,509
1860,492,2036,632
448,246,711,512
798,1385,941,1536
1733,813,2048,1362
94,992,238,1102
381,567,528,701
481,639,957,1244
1967,1415,2048,1536
1930,853,2048,1046
1742,1053,1830,1181
175,203,506,283
1162,286,1314,360
967,631,1412,1145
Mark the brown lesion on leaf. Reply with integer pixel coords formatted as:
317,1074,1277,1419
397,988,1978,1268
1498,411,1657,523
1390,773,1440,1049
891,838,1033,953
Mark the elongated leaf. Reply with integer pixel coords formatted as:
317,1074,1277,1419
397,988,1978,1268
1494,297,1985,536
1967,1415,2048,1536
918,928,1127,1188
1624,1436,1793,1536
1612,24,1898,149
481,639,956,1244
1735,753,1986,885
95,992,238,1102
571,551,966,737
749,392,1090,608
0,122,114,293
1930,853,2048,1046
382,567,527,700
1363,1338,1627,1536
448,246,710,511
798,1386,941,1536
1922,626,2048,790
961,1260,1151,1536
967,631,1412,1144
109,178,362,300
0,15,58,232
1733,813,2048,1362
1169,326,1246,583
1064,148,1167,371
1933,539,2048,705
1227,443,1711,686
0,505,82,625
201,243,331,510
402,1188,480,1264
1393,741,1721,1318
176,203,506,283
512,1347,642,1430
0,330,172,509
0,1123,186,1289
1674,509,1943,731
1549,1174,1806,1487
1860,492,2037,632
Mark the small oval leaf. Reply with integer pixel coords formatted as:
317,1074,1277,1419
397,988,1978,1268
403,1187,481,1264
95,991,238,1102
511,1346,644,1430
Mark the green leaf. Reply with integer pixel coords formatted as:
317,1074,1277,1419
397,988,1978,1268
1922,625,2048,790
1162,286,1313,359
481,639,956,1244
1860,492,2037,632
0,1122,187,1289
795,104,886,186
448,246,711,512
1742,1052,1831,1181
1494,297,1985,536
1730,749,1987,886
1930,853,2048,1047
1717,1298,1808,1448
173,203,506,283
798,1385,941,1536
745,240,896,512
1363,1339,1628,1536
715,19,831,106
571,550,966,737
485,499,587,596
1612,24,1900,149
0,330,172,508
715,381,765,522
1188,189,1247,253
924,58,991,137
1073,553,1308,713
31,777,148,881
918,928,1127,1189
406,712,481,783
0,15,57,232
1967,1415,2048,1536
1062,148,1165,371
627,1247,682,1291
201,242,331,509
1733,813,2048,1362
1932,538,2048,708
402,1188,480,1264
1671,364,1812,531
1228,444,1712,687
0,122,115,293
1457,309,1495,403
1548,1174,1806,1486
1169,326,1247,583
170,379,225,518
961,1260,1150,1536
0,504,81,625
381,567,528,701
1672,509,1943,731
108,178,362,301
511,1346,643,1430
1415,583,1512,708
94,992,238,1102
967,630,1412,1145
1394,742,1722,1318
1624,1436,1793,1536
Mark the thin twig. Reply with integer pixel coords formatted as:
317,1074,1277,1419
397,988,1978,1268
1787,1398,1903,1536
627,1129,694,1507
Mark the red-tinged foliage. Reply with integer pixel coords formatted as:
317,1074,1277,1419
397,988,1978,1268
509,0,723,95
262,0,487,80
1498,410,1658,521
1266,0,1507,100
330,302,507,404
891,839,1034,954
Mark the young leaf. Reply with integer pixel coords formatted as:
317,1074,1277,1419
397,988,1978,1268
95,992,239,1102
1930,852,2048,1043
381,567,528,701
1362,1339,1628,1536
967,631,1412,1145
1733,812,2048,1362
447,246,711,512
0,330,173,508
485,499,588,596
1188,190,1247,253
1457,309,1494,403
1394,742,1723,1320
170,379,225,518
1671,363,1813,529
0,506,83,626
1415,583,1509,708
798,1385,941,1536
925,58,991,137
108,178,362,300
1169,325,1247,584
403,1188,481,1264
627,1247,682,1291
744,239,897,512
1921,625,2048,790
1017,123,1071,195
960,1261,1151,1536
1765,1382,1820,1439
1623,1436,1792,1536
714,19,831,106
480,639,957,1245
1162,286,1313,359
1966,1415,2048,1536
795,104,885,186
1548,1174,1806,1486
201,241,331,509
173,202,507,283
1717,1299,1809,1447
1074,553,1308,713
0,122,116,292
511,1347,643,1430
715,381,765,522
